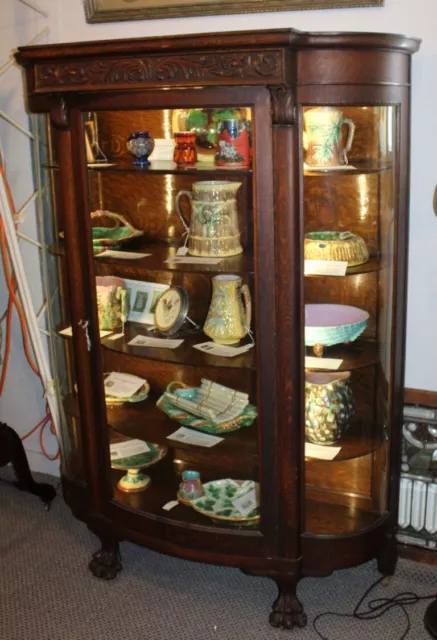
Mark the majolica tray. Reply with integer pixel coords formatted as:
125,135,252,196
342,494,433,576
190,479,260,525
156,381,257,435
91,210,144,249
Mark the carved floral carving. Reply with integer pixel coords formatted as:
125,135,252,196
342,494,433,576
35,51,284,90
269,86,295,126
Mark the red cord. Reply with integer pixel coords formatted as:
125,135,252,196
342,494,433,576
0,167,59,460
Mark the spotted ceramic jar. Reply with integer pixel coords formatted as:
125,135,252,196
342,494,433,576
305,371,354,445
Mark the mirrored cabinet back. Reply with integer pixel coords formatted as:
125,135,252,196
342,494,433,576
16,28,421,629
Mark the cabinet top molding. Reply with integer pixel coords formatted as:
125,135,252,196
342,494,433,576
16,29,421,65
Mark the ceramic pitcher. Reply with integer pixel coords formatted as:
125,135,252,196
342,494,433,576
203,275,251,345
305,371,354,445
175,181,242,257
303,107,355,168
95,276,129,331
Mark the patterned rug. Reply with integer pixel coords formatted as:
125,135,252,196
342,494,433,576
1,468,435,640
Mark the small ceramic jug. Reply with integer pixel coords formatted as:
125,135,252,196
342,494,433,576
95,276,129,331
303,107,355,168
215,118,250,167
175,181,242,257
178,470,203,503
305,371,354,445
203,275,251,345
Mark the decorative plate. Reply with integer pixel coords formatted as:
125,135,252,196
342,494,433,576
305,304,369,347
191,479,260,524
110,441,167,470
104,376,150,406
156,381,257,435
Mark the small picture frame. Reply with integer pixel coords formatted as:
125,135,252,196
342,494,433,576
125,279,169,325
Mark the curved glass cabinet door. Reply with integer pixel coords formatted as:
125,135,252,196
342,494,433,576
302,105,398,535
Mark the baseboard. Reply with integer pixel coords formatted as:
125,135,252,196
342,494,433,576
405,388,437,408
25,449,60,477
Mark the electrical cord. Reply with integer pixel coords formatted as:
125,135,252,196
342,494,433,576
313,574,437,640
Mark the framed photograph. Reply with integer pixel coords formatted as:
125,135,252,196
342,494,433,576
85,0,383,23
125,279,169,325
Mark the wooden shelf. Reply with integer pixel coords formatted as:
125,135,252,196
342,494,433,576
63,393,258,465
304,160,392,177
305,340,379,371
112,462,260,532
43,159,253,177
58,322,255,371
49,241,254,276
306,419,385,462
305,499,381,535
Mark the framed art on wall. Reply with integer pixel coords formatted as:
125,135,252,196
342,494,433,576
84,0,383,23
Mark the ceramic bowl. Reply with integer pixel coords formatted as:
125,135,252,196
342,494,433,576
305,304,369,347
304,231,369,266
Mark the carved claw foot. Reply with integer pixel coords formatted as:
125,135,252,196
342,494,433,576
269,580,307,630
88,544,122,580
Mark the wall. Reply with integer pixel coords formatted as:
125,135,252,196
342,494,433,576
0,0,60,474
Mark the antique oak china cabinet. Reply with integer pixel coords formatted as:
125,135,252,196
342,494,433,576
16,28,420,629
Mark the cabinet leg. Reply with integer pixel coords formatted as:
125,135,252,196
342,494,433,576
377,534,398,578
88,536,122,580
269,578,307,630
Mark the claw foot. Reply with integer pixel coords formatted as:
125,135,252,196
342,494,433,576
89,546,122,580
269,580,307,630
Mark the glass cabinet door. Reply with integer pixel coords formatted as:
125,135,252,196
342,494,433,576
302,105,397,535
74,106,264,531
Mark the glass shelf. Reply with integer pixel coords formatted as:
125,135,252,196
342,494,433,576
306,419,385,462
305,341,379,371
305,257,380,278
304,160,392,177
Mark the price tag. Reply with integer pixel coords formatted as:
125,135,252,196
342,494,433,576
167,427,224,448
304,260,348,276
231,490,258,517
110,439,151,460
305,356,343,370
305,443,340,460
58,326,113,338
176,246,189,256
165,257,223,265
194,342,254,358
104,372,146,398
128,335,184,349
96,250,151,260
162,500,179,511
107,332,124,341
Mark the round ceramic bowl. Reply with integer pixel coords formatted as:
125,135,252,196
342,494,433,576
305,304,369,347
304,231,369,266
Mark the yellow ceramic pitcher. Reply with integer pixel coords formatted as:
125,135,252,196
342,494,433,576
203,275,251,345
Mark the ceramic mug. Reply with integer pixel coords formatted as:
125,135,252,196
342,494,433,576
95,276,129,332
305,371,354,445
303,107,355,168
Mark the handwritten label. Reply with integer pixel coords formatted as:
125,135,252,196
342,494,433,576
176,246,189,256
162,500,179,511
110,439,150,460
304,260,348,276
232,490,258,517
194,342,254,358
305,356,343,370
128,335,184,349
165,257,223,265
167,427,224,448
305,443,340,460
96,250,151,260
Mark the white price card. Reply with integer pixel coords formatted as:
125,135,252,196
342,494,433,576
176,246,189,256
231,490,258,517
305,443,340,460
165,256,223,265
96,250,151,260
104,372,146,398
162,500,179,511
167,426,224,448
304,260,348,276
110,439,150,460
194,341,254,358
107,332,124,341
305,356,343,370
128,335,184,349
58,326,113,338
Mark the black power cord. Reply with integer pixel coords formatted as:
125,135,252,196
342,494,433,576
313,575,437,640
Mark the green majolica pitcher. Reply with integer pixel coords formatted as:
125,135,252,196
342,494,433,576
203,275,251,345
95,276,129,332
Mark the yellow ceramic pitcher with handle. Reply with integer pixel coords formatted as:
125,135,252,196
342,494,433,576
203,275,251,345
